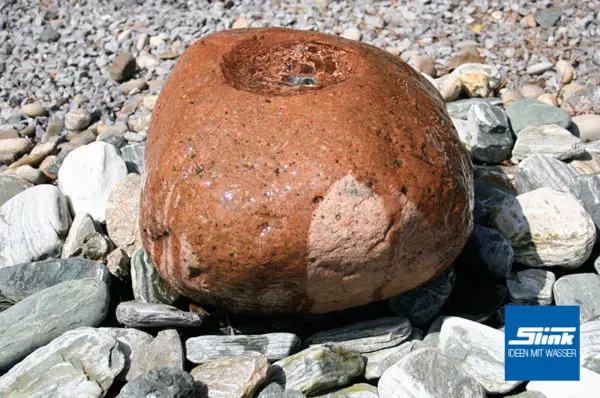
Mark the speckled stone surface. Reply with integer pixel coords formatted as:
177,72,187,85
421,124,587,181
141,27,474,314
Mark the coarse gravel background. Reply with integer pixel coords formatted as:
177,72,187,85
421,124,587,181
1,0,599,131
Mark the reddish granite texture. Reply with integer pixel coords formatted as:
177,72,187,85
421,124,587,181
140,28,474,314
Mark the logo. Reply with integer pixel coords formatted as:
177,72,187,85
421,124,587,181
505,305,580,381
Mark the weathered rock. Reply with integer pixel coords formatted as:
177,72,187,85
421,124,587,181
100,327,154,381
120,142,145,174
0,279,110,371
446,97,503,119
0,328,124,398
389,268,454,325
0,173,32,206
115,301,203,328
570,151,600,175
473,172,517,225
378,346,486,398
581,319,600,373
186,333,300,364
61,212,100,258
0,185,71,268
492,188,595,268
131,249,180,304
11,164,47,184
450,63,503,90
572,114,600,142
0,258,109,309
141,27,474,314
515,154,577,194
506,99,572,134
307,316,412,353
534,7,563,28
257,382,306,398
21,102,47,117
520,84,545,99
553,274,600,323
64,108,92,131
315,383,379,398
191,351,269,398
507,269,555,305
439,317,521,394
569,174,600,229
267,345,364,395
0,137,33,164
106,248,131,280
364,340,420,380
526,367,600,398
58,141,128,222
110,52,136,82
8,136,61,169
512,125,584,162
106,174,143,255
120,77,147,95
461,102,513,163
469,224,514,278
118,367,202,398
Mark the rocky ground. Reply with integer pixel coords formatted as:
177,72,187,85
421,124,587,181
1,0,600,397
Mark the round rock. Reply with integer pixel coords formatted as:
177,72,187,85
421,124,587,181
140,27,474,314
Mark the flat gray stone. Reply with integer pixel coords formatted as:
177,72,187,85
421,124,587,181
553,274,600,323
569,174,600,229
364,340,420,380
129,329,184,381
118,367,202,398
0,327,124,398
389,268,455,325
314,383,379,398
131,249,180,304
439,317,522,394
581,319,600,374
120,143,145,174
186,333,300,364
527,367,600,398
0,185,71,269
512,124,584,162
0,258,109,310
378,346,486,398
492,188,595,268
307,316,412,353
470,224,514,278
595,256,600,274
446,97,503,119
100,327,153,381
116,301,203,328
0,278,110,371
506,99,572,134
0,174,32,206
507,269,555,305
191,352,269,398
267,345,365,396
515,154,577,194
534,7,563,28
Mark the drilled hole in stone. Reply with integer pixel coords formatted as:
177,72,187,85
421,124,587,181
221,38,352,96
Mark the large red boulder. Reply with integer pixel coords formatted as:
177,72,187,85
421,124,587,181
140,28,473,314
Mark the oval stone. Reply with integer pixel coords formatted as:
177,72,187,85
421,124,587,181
141,28,473,314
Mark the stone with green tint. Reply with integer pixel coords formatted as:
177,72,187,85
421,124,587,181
506,99,571,134
267,345,365,395
313,383,378,397
364,340,420,380
131,249,180,304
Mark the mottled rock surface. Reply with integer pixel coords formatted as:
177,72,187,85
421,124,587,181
553,274,600,323
506,99,571,133
106,173,143,256
118,367,202,398
131,249,180,304
511,124,584,161
507,269,555,305
115,301,203,328
515,154,577,194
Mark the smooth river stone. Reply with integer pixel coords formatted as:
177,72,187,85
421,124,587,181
514,154,577,194
506,269,555,305
569,174,600,229
267,345,365,396
0,278,110,371
526,367,600,398
306,316,412,353
314,383,379,398
492,188,596,268
511,124,584,162
581,319,600,373
439,317,521,394
364,340,420,380
389,268,455,325
469,224,514,278
0,328,124,398
0,258,109,310
505,99,572,134
191,351,269,398
553,274,600,324
131,249,180,305
0,173,32,206
115,301,203,328
186,333,300,364
0,185,71,269
378,346,486,398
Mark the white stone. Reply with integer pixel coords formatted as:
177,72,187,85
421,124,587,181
492,188,596,268
526,367,600,398
58,142,127,222
64,108,92,131
340,27,362,41
0,185,71,268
